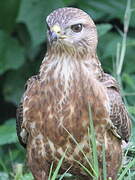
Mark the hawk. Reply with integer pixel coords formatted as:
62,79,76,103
16,7,131,180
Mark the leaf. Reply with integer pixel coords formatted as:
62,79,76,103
122,74,135,105
51,149,67,180
0,30,25,74
98,32,121,59
63,0,75,5
17,0,65,47
3,58,41,105
0,119,17,145
88,105,99,177
97,24,112,37
128,106,135,115
97,32,121,73
77,0,107,20
118,158,135,180
0,172,9,180
78,0,135,27
0,0,21,32
3,70,26,105
123,50,135,74
20,173,34,180
122,74,135,91
126,38,135,47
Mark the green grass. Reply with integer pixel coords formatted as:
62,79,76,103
0,0,135,179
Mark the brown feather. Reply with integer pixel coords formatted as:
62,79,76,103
101,73,131,142
16,7,131,180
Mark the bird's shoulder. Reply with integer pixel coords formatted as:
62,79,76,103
16,74,40,147
100,73,120,92
101,73,131,142
25,74,40,91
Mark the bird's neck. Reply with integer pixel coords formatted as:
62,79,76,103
39,51,103,82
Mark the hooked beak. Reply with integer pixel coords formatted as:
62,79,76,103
48,24,67,43
49,30,58,42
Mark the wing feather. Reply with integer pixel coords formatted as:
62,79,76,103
16,75,40,147
102,73,131,142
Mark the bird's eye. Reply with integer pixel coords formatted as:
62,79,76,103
71,24,83,33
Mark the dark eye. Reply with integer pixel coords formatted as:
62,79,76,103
71,24,83,33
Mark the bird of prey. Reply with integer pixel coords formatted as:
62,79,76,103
16,7,131,180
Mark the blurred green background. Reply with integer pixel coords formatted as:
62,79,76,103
0,0,135,179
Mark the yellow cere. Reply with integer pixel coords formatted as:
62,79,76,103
51,25,61,34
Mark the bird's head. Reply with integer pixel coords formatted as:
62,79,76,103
46,7,98,58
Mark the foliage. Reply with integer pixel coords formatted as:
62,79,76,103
0,0,135,179
0,119,17,145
